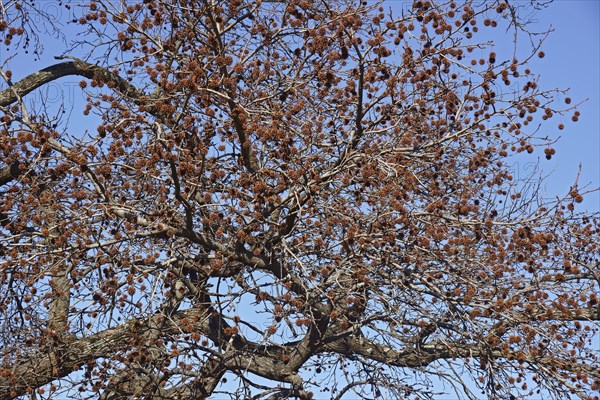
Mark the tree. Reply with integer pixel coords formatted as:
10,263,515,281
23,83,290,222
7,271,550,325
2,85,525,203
0,0,598,398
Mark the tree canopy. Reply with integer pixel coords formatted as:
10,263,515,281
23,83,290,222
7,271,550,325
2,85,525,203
0,0,598,399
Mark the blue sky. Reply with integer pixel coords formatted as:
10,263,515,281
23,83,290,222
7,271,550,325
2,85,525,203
516,0,599,211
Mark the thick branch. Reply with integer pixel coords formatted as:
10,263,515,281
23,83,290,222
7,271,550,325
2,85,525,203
157,355,226,400
0,58,146,108
0,301,310,399
0,308,208,399
0,161,28,187
322,333,600,380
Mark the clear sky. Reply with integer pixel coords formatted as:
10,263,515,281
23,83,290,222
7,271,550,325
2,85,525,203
519,0,599,211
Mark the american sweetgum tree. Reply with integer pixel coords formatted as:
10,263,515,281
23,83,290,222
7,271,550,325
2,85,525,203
0,0,598,399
